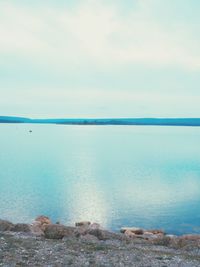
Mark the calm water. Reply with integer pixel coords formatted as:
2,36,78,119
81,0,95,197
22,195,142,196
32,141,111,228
0,124,200,235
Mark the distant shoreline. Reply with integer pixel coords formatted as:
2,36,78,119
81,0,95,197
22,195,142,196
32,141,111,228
1,116,200,126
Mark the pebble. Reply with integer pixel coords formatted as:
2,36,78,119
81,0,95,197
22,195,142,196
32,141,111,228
0,217,200,266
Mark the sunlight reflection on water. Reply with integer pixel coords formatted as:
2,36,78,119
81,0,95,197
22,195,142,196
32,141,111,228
0,125,200,234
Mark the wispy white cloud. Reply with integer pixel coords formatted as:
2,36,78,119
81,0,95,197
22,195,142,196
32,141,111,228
0,0,199,70
0,1,199,117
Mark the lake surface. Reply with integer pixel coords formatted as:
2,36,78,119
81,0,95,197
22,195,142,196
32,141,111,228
0,124,200,235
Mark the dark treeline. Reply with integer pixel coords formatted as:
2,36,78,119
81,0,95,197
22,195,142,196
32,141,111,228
1,116,200,126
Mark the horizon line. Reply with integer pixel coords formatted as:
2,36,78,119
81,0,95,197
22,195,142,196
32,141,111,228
1,116,200,126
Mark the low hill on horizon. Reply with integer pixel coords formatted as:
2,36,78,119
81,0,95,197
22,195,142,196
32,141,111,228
1,116,200,126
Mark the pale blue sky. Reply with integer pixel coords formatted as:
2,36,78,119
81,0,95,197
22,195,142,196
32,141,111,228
0,0,200,118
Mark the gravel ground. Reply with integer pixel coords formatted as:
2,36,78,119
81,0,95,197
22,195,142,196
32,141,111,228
1,231,200,267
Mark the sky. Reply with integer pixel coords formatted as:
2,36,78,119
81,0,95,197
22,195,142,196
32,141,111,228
0,0,200,118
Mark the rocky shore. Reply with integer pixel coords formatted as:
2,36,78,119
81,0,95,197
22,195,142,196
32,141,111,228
1,216,200,266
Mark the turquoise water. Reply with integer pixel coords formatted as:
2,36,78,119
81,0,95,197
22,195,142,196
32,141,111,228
0,124,200,235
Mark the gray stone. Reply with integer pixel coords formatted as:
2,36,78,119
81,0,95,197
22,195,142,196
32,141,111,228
89,223,101,230
74,222,102,237
88,229,125,241
120,227,144,235
74,226,88,237
30,221,45,236
124,230,137,239
11,223,32,233
44,224,75,239
146,229,165,235
0,219,14,231
75,221,91,227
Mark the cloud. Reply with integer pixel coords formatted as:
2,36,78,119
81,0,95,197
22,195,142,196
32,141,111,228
0,0,199,71
0,1,199,117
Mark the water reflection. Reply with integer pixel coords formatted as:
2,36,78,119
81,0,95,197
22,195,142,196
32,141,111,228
62,150,109,227
0,125,200,234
